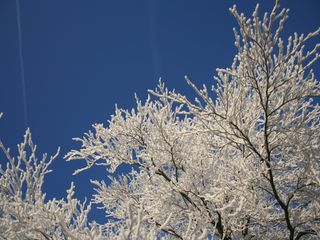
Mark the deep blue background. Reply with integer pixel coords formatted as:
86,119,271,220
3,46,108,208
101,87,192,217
0,0,319,223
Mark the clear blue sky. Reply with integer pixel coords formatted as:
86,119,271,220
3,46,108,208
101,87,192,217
0,0,319,223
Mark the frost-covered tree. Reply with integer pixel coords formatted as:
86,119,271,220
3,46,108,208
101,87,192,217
66,1,320,239
0,114,104,239
1,1,320,239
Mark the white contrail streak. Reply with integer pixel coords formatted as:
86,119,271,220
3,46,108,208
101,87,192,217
16,0,28,128
147,0,162,80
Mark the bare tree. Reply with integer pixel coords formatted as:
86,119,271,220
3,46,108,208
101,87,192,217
0,122,104,239
67,1,320,239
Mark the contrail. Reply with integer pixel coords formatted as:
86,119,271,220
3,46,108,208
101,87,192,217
147,0,162,80
15,0,28,128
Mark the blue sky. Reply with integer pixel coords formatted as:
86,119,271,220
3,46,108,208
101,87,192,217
0,0,319,223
